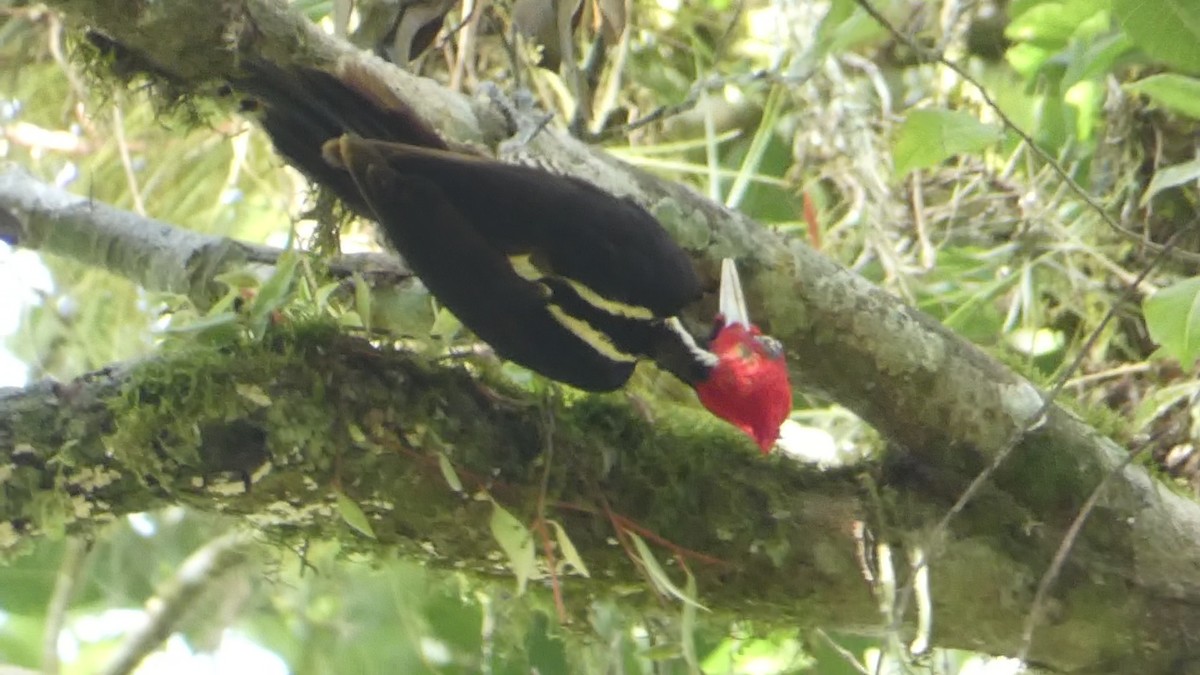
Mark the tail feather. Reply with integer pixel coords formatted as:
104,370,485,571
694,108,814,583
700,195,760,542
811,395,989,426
230,59,447,214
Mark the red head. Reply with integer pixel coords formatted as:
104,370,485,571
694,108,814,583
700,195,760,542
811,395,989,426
693,260,792,453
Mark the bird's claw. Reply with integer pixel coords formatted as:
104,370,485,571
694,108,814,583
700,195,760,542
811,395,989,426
479,81,554,149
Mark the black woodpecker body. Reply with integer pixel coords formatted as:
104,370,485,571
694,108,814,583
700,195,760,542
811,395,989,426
233,61,708,391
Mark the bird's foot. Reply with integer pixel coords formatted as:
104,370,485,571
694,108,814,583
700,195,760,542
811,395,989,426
478,81,554,150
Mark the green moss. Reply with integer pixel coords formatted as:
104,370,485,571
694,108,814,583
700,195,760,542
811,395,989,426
104,320,339,486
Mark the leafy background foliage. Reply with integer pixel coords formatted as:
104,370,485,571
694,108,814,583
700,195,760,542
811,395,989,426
1,0,1199,672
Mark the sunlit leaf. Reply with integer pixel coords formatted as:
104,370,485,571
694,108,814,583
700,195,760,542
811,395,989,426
892,109,1002,176
213,269,262,290
548,521,590,577
335,490,377,539
1114,0,1200,74
236,383,272,407
1125,74,1200,120
430,306,463,340
1007,0,1110,47
627,532,707,611
249,250,301,335
314,279,342,311
1144,277,1200,368
681,569,699,671
437,452,464,494
489,500,536,594
353,272,371,334
1141,156,1200,205
161,310,239,334
1131,381,1200,433
0,612,46,668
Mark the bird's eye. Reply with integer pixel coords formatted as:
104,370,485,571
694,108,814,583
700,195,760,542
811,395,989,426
756,335,784,359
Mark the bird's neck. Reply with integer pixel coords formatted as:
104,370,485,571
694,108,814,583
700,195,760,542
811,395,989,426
649,318,719,386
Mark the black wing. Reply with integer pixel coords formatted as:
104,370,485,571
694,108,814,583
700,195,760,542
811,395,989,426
341,147,637,391
339,141,699,318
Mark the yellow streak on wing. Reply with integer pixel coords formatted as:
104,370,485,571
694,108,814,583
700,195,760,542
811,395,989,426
509,254,544,281
566,279,656,320
509,254,655,319
546,305,638,364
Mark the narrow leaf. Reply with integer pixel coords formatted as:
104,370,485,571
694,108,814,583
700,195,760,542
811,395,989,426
250,249,300,331
1125,74,1200,120
1144,277,1200,368
235,383,272,407
353,272,372,334
437,452,464,494
1142,157,1200,206
548,521,590,578
161,311,239,334
334,490,377,539
489,500,536,594
681,569,700,672
627,533,708,611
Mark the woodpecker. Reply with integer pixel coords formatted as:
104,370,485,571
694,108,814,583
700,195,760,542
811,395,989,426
233,60,792,451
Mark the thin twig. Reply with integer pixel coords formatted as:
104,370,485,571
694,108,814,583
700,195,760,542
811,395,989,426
449,0,486,91
42,538,90,675
589,68,813,142
111,103,147,217
533,401,567,622
1017,436,1155,661
568,32,607,137
553,501,733,569
100,531,253,675
590,0,634,135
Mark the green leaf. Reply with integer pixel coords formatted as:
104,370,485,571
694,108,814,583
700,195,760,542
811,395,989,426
353,272,372,334
437,452,464,494
1144,277,1200,368
293,0,334,21
627,532,708,611
235,383,272,407
335,490,377,539
430,306,463,340
249,249,301,336
489,500,536,594
161,310,239,335
892,109,1002,177
213,269,262,291
1125,74,1200,120
1007,0,1110,48
0,612,45,669
1141,157,1200,205
548,521,590,577
681,570,700,672
1115,0,1200,74
346,422,367,445
314,279,342,311
1062,33,1134,89
1131,381,1200,433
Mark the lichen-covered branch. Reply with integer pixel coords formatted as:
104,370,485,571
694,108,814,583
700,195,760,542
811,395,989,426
0,166,413,307
0,325,1191,671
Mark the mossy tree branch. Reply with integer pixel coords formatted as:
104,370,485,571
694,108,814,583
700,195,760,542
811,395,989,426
0,323,1182,672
